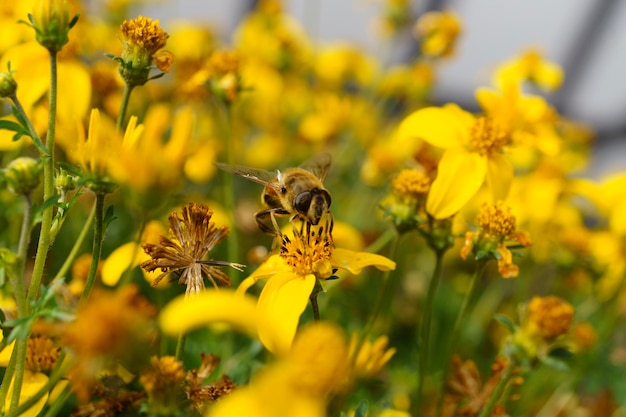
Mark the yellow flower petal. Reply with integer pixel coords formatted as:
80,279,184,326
159,290,259,339
57,61,91,122
426,148,488,219
397,106,469,149
257,272,316,355
610,198,626,236
0,339,15,366
485,153,514,202
236,254,291,295
331,248,396,274
101,242,142,286
5,371,49,417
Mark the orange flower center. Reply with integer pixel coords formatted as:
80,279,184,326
280,222,334,278
391,169,431,197
120,16,169,54
477,201,516,237
469,116,509,156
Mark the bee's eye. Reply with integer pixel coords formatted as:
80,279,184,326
294,191,312,213
320,190,331,207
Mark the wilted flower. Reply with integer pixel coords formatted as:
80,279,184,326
140,203,244,296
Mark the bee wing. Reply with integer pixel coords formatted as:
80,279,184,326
215,162,278,189
299,152,331,182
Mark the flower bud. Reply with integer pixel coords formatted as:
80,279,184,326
0,71,17,98
31,0,75,52
55,168,76,192
4,157,41,195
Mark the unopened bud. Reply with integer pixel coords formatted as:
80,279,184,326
0,71,17,98
30,0,77,52
4,157,41,195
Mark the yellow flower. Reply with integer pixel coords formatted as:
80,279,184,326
398,104,513,218
116,15,173,87
237,220,396,354
206,322,351,417
348,333,396,379
494,49,564,92
525,295,574,341
461,201,531,278
3,371,49,417
413,10,462,58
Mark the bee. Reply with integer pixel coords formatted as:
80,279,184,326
216,153,332,236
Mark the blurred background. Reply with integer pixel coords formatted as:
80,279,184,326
123,0,625,178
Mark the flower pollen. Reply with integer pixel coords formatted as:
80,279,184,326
527,295,574,340
477,201,516,237
280,221,334,278
469,116,509,156
120,16,169,55
391,168,431,197
26,334,61,373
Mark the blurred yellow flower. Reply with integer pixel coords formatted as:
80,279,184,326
206,322,350,417
494,49,564,91
398,104,513,218
413,10,462,58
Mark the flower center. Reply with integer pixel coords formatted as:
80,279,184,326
120,16,169,54
26,334,61,373
280,221,334,278
477,201,516,237
469,116,509,156
391,169,431,197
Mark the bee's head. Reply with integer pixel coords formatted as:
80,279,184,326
294,188,332,225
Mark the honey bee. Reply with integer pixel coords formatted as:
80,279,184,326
216,153,332,236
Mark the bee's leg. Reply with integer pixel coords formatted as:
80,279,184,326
255,208,289,236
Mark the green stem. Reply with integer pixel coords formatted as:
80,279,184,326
41,385,72,417
52,200,96,282
310,285,321,321
8,337,27,410
364,227,396,254
477,357,515,417
414,248,446,415
5,351,69,417
117,84,134,130
350,231,400,363
436,260,488,417
27,50,59,305
0,339,18,412
81,192,106,300
9,95,47,156
12,195,32,317
175,334,187,361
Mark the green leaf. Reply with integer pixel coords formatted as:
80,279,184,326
353,401,369,417
103,204,117,229
493,314,516,333
69,13,80,29
0,119,24,132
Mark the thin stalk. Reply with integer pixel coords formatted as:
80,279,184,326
477,357,515,417
350,231,399,363
80,192,106,300
310,283,321,321
364,227,396,254
116,84,134,130
28,50,59,304
414,248,446,415
175,334,187,361
9,95,46,155
12,195,33,317
436,260,488,417
8,338,27,410
41,385,72,417
0,340,18,411
52,201,96,282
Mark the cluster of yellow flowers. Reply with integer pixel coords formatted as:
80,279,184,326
0,0,624,416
